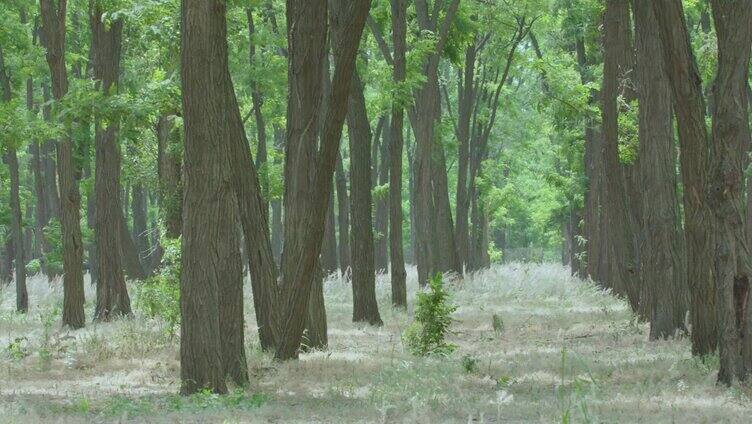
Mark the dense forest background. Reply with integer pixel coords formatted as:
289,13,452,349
3,0,752,421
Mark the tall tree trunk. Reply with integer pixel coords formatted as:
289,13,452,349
601,0,639,311
455,43,477,271
132,184,149,265
335,153,351,274
411,0,462,285
321,187,339,274
347,70,383,326
247,8,270,224
389,0,407,308
633,0,686,339
156,114,183,239
179,0,232,394
374,120,390,273
274,0,370,361
652,0,717,357
40,0,86,329
217,194,249,386
0,44,28,312
91,9,131,320
40,83,61,227
708,0,752,386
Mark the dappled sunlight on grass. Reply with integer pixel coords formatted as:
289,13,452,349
1,263,751,422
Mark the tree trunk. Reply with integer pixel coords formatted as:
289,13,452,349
601,0,639,311
347,70,383,326
40,0,86,329
132,184,149,265
40,83,61,226
179,0,234,394
274,0,370,361
652,0,717,357
91,9,131,321
335,153,351,275
156,114,182,239
321,186,339,274
455,43,477,271
217,194,249,386
0,44,28,312
374,120,390,273
389,0,407,308
708,0,752,386
247,8,270,224
633,0,686,340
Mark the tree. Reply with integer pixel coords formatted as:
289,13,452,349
40,0,86,329
389,0,408,308
707,0,752,386
0,43,27,313
347,69,382,326
601,0,638,311
632,0,686,339
652,0,716,357
90,6,131,321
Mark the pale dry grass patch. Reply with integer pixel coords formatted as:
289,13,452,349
1,263,751,422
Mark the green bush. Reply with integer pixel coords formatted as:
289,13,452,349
135,238,181,335
403,274,457,356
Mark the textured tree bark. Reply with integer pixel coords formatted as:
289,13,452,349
347,70,383,326
40,0,86,329
652,0,717,357
321,187,339,274
217,194,249,386
374,120,390,273
118,211,146,280
410,0,462,285
156,114,182,239
0,240,12,285
335,153,352,275
633,0,686,340
455,42,477,271
278,0,328,354
388,0,407,308
247,8,270,224
707,0,752,386
601,0,639,311
179,0,232,394
90,9,131,321
274,0,370,361
0,44,28,313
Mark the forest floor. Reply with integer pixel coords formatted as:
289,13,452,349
1,264,751,423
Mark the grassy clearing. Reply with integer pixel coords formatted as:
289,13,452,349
0,264,750,423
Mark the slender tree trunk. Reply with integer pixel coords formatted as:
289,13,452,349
601,0,639,311
132,184,149,265
156,114,183,239
652,0,717,357
374,120,390,273
455,43,477,271
1,240,13,285
335,153,351,275
91,9,131,321
633,0,686,339
40,0,86,329
0,44,28,312
321,187,339,274
708,0,752,386
347,70,383,326
389,0,407,308
247,8,269,224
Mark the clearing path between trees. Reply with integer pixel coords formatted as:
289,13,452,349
0,264,750,422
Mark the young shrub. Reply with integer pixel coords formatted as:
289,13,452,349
403,274,457,356
135,238,181,336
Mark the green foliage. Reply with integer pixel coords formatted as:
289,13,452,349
135,237,181,335
5,336,29,361
42,219,64,274
403,274,457,356
25,258,41,275
492,313,505,335
461,354,479,374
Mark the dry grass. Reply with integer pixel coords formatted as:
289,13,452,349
1,264,750,423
